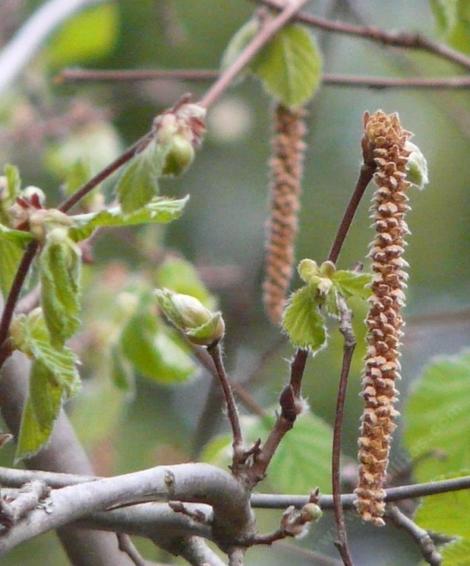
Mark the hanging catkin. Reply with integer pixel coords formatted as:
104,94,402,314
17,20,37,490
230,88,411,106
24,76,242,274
263,103,306,325
355,111,412,527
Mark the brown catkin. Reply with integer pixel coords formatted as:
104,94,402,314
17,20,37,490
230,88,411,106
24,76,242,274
263,103,306,325
355,111,413,527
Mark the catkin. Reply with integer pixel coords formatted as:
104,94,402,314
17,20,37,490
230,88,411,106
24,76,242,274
355,111,412,527
263,103,306,325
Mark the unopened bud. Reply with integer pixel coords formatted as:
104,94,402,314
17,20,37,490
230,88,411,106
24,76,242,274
162,135,195,177
300,503,322,522
298,259,319,283
22,186,46,207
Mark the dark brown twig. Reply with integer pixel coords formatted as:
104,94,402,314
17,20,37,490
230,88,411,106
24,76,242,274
207,343,245,470
331,298,355,566
255,0,470,71
327,162,375,264
247,349,308,485
387,506,442,566
58,68,470,90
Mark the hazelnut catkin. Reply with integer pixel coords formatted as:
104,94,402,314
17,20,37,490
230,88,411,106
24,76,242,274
263,103,306,325
355,111,413,527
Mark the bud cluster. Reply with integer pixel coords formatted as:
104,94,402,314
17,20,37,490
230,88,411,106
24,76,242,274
355,111,413,527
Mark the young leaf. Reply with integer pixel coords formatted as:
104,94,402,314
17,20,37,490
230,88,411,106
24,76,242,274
405,141,429,190
251,24,322,107
69,196,188,241
110,343,135,395
332,270,372,301
40,230,81,346
0,240,24,297
15,359,64,461
119,307,196,384
0,223,35,243
156,256,216,309
203,411,334,493
11,310,81,396
116,140,170,213
282,286,326,351
404,351,470,481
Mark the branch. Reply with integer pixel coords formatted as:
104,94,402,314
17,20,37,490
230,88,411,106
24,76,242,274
0,0,106,95
0,463,254,556
387,506,442,566
1,466,469,510
58,68,470,90
331,299,355,566
255,0,470,71
116,534,150,566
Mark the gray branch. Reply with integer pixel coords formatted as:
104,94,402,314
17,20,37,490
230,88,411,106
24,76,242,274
0,463,254,556
0,0,105,95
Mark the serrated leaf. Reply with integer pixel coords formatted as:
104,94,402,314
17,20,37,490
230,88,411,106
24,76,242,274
404,351,470,481
0,239,25,297
16,359,63,461
116,140,170,213
415,471,470,556
13,310,81,396
120,301,195,384
430,0,470,53
69,196,188,241
156,257,216,309
251,24,322,107
203,412,333,493
282,286,327,351
47,4,119,67
332,270,372,300
40,234,81,346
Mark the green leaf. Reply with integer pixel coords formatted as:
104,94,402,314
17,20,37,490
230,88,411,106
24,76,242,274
1,164,21,215
416,472,470,539
116,140,170,213
430,0,470,53
0,240,24,297
16,359,63,461
12,310,81,397
251,24,322,107
441,539,470,565
40,232,81,346
203,411,333,493
0,223,35,243
403,351,470,481
221,18,259,78
156,257,216,309
332,270,372,300
120,300,195,384
47,4,119,67
185,312,224,346
69,196,188,241
405,141,429,190
282,286,327,351
110,344,135,395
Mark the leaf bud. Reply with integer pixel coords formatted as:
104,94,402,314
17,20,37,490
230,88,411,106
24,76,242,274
162,134,195,177
298,259,319,283
405,141,429,190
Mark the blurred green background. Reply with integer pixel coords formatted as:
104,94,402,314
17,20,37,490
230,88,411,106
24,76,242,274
0,0,469,564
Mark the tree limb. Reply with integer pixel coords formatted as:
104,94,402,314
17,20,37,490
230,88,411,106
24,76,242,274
0,0,106,95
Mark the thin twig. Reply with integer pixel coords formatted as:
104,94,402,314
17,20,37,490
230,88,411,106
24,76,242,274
199,0,312,109
58,68,470,90
331,298,355,566
327,162,375,264
387,506,442,566
207,343,245,470
255,0,470,71
247,349,308,485
0,466,469,508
